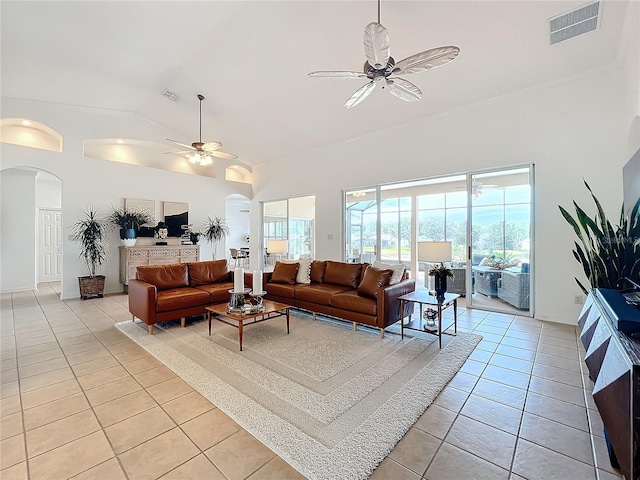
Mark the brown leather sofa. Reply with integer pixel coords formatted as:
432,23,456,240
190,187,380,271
128,259,249,334
264,260,415,338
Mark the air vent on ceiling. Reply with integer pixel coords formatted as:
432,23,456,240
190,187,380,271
161,89,180,101
549,1,601,45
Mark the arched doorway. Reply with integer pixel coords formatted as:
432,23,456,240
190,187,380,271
0,167,62,293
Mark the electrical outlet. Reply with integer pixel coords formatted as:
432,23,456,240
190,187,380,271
574,295,584,305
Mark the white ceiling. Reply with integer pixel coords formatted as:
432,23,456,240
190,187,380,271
1,1,631,171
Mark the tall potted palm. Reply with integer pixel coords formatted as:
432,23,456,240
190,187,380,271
559,180,640,293
203,216,230,260
108,206,154,246
71,207,108,300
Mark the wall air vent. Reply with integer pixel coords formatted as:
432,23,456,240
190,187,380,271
549,1,601,45
161,89,180,101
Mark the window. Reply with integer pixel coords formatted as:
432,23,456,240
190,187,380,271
263,196,315,263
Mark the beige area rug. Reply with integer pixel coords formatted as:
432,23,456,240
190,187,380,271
116,312,482,480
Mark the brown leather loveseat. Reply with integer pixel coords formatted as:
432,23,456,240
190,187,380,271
128,259,249,334
264,260,415,338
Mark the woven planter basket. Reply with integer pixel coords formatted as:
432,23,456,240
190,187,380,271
78,275,105,300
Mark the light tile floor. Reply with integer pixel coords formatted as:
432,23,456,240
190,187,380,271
0,284,625,479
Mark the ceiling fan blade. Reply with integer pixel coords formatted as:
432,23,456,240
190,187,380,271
364,22,390,69
386,78,422,102
393,46,460,75
202,141,223,151
208,150,238,160
164,151,194,155
308,71,368,79
166,139,195,150
344,81,376,109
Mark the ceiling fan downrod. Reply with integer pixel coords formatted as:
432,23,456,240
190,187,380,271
197,94,204,143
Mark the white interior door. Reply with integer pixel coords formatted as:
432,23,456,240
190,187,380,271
39,209,62,282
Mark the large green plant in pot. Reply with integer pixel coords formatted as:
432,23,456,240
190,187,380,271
203,216,230,260
108,206,154,247
71,207,108,299
559,180,640,294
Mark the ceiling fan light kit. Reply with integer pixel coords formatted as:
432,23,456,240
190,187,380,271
166,94,237,165
309,0,460,109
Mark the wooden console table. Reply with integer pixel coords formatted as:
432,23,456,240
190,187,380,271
119,245,200,291
578,289,640,480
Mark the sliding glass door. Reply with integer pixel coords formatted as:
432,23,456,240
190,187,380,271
343,165,533,315
345,189,378,264
468,168,532,313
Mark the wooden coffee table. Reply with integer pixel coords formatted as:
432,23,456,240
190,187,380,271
205,300,291,351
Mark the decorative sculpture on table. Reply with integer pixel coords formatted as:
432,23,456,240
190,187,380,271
155,222,168,245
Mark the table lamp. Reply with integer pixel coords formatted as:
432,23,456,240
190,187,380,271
267,239,288,264
418,241,452,288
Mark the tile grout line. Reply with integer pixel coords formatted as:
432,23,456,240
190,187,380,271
47,290,233,479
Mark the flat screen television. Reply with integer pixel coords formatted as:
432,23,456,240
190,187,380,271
623,147,640,216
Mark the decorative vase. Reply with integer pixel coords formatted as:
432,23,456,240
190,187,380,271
120,228,137,247
434,275,447,301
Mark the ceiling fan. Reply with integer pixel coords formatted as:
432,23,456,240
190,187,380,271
166,94,237,165
308,0,460,109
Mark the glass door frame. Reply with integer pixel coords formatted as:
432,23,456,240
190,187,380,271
465,165,534,317
344,188,380,264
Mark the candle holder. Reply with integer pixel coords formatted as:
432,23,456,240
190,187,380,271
250,291,267,307
227,288,251,313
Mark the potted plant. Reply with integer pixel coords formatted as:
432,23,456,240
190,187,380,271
70,207,108,300
203,216,230,260
428,264,454,300
108,206,154,246
559,180,640,294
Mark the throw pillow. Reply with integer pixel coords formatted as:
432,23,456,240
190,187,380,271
372,261,405,285
270,261,299,285
310,260,327,283
324,261,362,288
281,258,312,284
358,266,393,299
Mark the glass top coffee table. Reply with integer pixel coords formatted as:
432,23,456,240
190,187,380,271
398,290,459,348
205,300,291,351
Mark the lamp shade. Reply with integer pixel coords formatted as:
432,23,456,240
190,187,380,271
267,239,288,254
418,241,452,263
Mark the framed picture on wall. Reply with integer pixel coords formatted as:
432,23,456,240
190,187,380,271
163,201,189,237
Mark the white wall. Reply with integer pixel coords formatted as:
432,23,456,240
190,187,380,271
36,172,62,209
1,98,252,299
252,65,633,325
1,169,37,292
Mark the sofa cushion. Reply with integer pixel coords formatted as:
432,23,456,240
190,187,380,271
265,282,307,299
324,261,362,288
156,287,210,313
194,282,234,303
310,261,327,283
331,291,377,316
271,262,299,284
372,261,405,285
188,260,230,286
136,264,189,291
281,258,312,284
296,284,353,304
357,266,393,299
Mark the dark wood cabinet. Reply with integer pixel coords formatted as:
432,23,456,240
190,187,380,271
578,290,640,480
